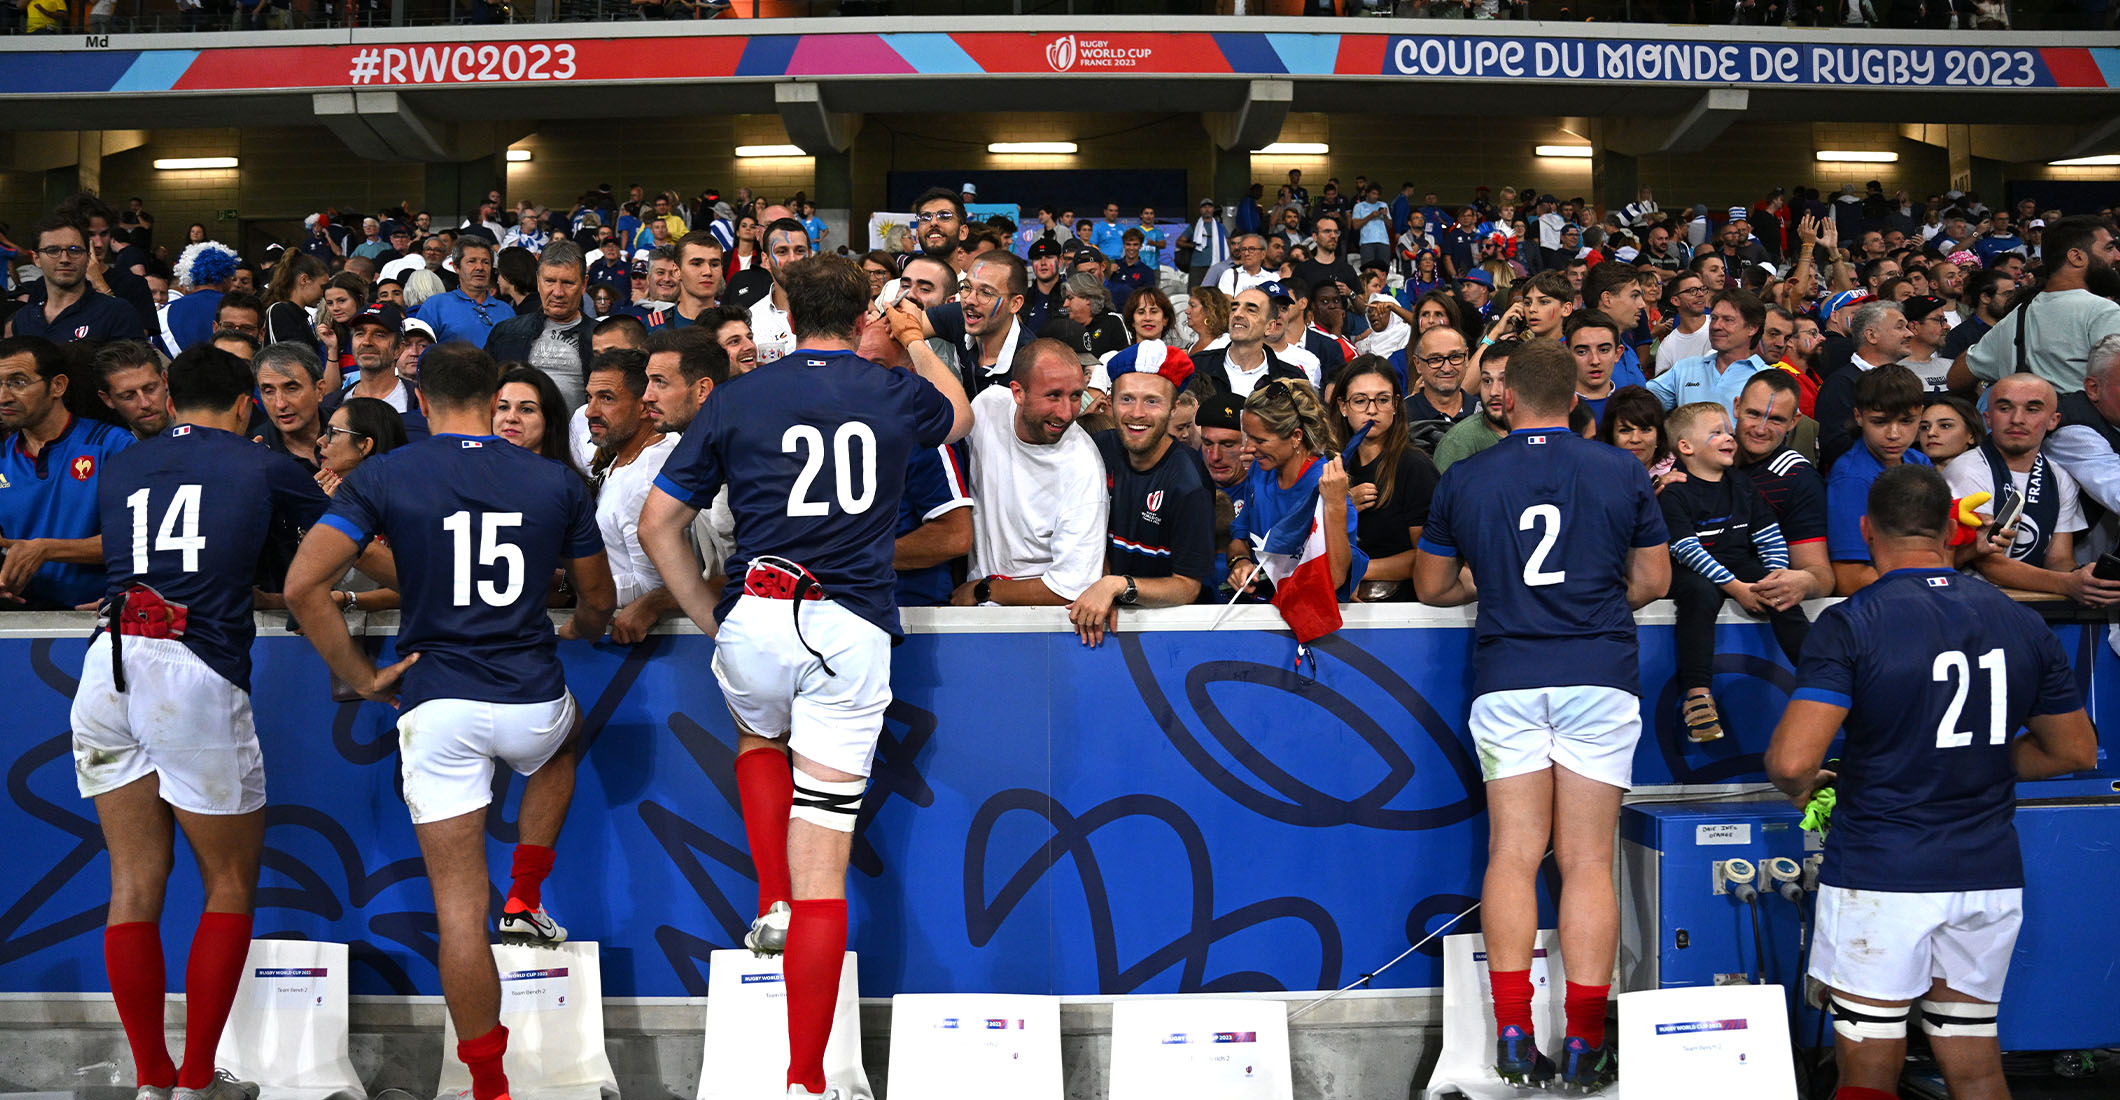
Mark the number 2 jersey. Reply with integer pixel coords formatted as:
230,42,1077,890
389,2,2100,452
97,425,330,693
1793,568,2080,892
1419,426,1669,698
318,434,602,710
655,349,956,637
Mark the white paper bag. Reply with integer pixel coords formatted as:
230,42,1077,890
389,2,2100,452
1422,929,1595,1100
1107,998,1292,1100
437,941,617,1100
213,939,364,1100
698,949,871,1100
885,993,1062,1100
1617,984,1794,1100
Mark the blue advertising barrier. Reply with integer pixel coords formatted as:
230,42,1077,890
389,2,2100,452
2,606,2114,1001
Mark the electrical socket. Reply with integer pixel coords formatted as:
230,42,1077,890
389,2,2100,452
1712,858,1758,896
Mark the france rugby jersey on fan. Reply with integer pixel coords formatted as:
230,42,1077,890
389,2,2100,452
1,414,133,608
655,348,956,636
1792,568,2080,892
1419,426,1669,698
98,425,329,692
317,434,602,710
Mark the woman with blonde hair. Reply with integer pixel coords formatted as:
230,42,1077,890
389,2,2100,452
1222,378,1366,604
1183,285,1231,354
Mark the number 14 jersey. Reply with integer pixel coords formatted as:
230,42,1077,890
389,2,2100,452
318,434,602,710
1419,427,1669,699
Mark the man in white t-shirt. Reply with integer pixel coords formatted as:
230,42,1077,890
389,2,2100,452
585,349,681,644
955,338,1108,607
1654,270,1714,373
746,217,811,367
1942,372,2116,606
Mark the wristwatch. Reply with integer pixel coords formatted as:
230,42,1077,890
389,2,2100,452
973,577,993,604
1118,575,1139,606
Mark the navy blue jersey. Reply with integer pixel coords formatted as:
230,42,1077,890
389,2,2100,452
318,434,601,710
656,349,956,637
1794,568,2080,892
1420,427,1669,697
1,415,134,608
1094,430,1217,585
98,425,329,692
894,443,970,608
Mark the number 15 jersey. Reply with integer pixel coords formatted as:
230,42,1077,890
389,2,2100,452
1419,427,1669,698
317,434,602,710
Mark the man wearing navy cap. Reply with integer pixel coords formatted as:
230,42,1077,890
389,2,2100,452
1020,238,1067,337
321,303,430,441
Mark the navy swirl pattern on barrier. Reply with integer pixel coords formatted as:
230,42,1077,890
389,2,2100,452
640,710,757,995
1652,652,1792,784
1404,893,1483,958
1118,633,1484,830
964,788,1343,993
852,700,939,879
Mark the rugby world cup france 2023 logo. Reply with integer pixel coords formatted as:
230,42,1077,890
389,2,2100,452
1046,34,1078,73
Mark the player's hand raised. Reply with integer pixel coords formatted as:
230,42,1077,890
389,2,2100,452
361,651,420,707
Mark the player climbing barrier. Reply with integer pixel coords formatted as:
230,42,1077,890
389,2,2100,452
2,606,2114,1001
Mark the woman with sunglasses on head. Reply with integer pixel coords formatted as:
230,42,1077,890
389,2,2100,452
1335,356,1441,602
1224,378,1366,603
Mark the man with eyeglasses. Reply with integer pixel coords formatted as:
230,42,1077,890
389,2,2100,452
1216,235,1275,299
411,237,505,348
914,187,971,275
1404,325,1477,424
0,335,133,610
5,217,145,345
915,251,1029,400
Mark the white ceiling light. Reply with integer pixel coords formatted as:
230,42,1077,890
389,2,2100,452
1535,145,1593,159
735,144,809,158
1253,142,1329,155
988,142,1078,154
1815,150,1899,163
153,157,238,170
506,149,533,163
2050,154,2120,167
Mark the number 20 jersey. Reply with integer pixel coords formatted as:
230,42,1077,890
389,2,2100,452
318,434,602,710
1794,568,2080,892
1419,427,1670,699
655,349,956,638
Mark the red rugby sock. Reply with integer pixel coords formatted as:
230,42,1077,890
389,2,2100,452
1563,981,1610,1049
1491,968,1534,1037
736,748,794,916
106,922,176,1089
176,911,252,1089
457,1022,511,1100
506,843,556,913
783,898,848,1095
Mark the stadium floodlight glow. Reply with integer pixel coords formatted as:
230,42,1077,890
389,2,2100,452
153,157,238,170
2049,154,2120,167
1535,145,1593,159
1253,142,1329,155
988,142,1078,154
506,149,533,162
735,144,809,158
1815,150,1899,163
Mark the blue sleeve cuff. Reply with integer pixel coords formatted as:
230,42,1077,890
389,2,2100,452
652,472,696,507
1791,687,1852,709
315,513,369,547
1416,536,1456,558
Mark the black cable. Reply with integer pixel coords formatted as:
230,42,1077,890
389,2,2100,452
1748,894,1766,987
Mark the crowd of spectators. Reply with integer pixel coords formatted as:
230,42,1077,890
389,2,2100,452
8,0,2114,31
3,170,2117,734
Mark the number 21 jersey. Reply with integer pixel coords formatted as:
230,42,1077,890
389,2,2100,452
317,434,602,710
1419,427,1670,698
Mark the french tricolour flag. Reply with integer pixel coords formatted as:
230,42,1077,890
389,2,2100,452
1247,423,1371,645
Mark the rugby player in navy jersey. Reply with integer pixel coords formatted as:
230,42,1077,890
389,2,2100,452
1413,339,1671,1090
284,341,616,1100
72,345,332,1100
1767,465,2095,1100
637,254,972,1100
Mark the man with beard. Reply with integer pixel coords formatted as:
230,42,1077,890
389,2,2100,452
918,251,1029,399
414,238,507,348
957,338,1107,608
1072,350,1215,645
321,304,429,441
642,232,726,333
0,336,133,609
1434,339,1518,472
584,349,679,646
1953,217,2120,395
92,341,172,439
640,327,735,590
913,187,970,275
1943,372,2112,603
6,217,144,343
1187,285,1305,398
744,219,813,368
1940,268,2015,364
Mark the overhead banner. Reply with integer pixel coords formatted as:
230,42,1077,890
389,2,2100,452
3,32,2113,95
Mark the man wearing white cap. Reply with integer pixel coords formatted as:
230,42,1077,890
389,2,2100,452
397,317,436,386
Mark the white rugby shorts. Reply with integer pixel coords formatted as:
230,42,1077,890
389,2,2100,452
1467,685,1642,789
711,595,892,778
72,634,265,815
396,693,580,825
1809,884,2023,1004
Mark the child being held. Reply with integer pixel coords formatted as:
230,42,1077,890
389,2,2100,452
1659,401,1813,742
